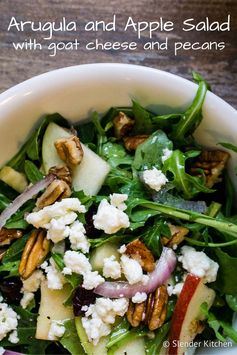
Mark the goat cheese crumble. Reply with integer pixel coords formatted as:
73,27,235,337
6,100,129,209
8,330,19,344
63,251,104,290
82,297,129,345
93,199,130,234
121,254,144,285
41,259,65,290
143,167,168,191
48,320,65,340
20,270,45,309
178,246,219,283
110,193,128,211
0,302,19,342
103,255,121,279
69,220,90,253
132,292,147,303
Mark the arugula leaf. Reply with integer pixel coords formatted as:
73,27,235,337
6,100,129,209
226,294,237,312
0,180,18,200
163,150,213,199
133,130,172,171
60,319,85,355
170,72,209,145
201,302,237,342
7,113,68,171
218,142,237,153
132,100,154,134
101,141,133,168
75,121,96,144
214,248,237,294
141,220,169,258
3,233,29,263
100,106,134,129
24,160,44,183
0,192,10,212
145,322,170,355
0,260,20,277
4,200,35,229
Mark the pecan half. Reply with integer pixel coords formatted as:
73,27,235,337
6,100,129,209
36,179,71,208
49,165,72,186
0,228,23,247
190,150,230,188
113,112,135,138
125,239,155,272
123,135,149,151
162,224,189,248
127,285,168,331
54,135,84,166
19,229,51,279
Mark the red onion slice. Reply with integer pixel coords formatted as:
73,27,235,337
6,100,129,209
94,247,177,298
0,174,55,229
4,351,25,355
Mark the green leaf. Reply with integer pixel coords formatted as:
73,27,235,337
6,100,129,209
163,150,213,199
133,130,173,171
214,248,237,294
0,260,20,277
200,302,237,342
101,141,133,168
145,322,170,355
141,221,168,258
170,72,209,145
60,319,85,355
4,200,35,229
3,233,29,262
226,294,237,312
132,101,154,134
0,193,10,212
24,160,44,183
218,142,237,153
75,121,96,144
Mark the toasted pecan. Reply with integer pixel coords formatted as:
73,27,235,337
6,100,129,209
190,150,230,188
123,135,149,151
54,135,84,166
0,228,23,247
19,229,51,279
49,165,72,186
125,239,155,272
162,224,189,248
113,112,135,138
36,179,71,208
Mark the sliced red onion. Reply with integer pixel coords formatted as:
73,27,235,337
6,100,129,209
4,351,25,355
0,174,55,229
94,247,177,298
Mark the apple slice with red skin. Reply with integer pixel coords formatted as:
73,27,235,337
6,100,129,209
168,273,215,355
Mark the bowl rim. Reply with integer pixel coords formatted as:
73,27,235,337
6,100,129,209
0,63,236,114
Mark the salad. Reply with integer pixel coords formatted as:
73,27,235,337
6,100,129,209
0,72,237,355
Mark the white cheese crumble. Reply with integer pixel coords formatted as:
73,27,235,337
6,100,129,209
178,246,219,283
69,220,90,253
121,254,144,285
0,302,18,341
26,198,86,228
20,270,45,309
93,199,130,234
110,193,128,211
161,148,173,163
8,329,19,344
82,297,129,345
143,167,168,192
41,259,65,290
48,320,65,340
132,292,147,303
167,282,184,296
103,255,121,279
118,244,127,254
63,251,104,290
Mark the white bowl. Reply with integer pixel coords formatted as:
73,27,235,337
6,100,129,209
0,63,236,354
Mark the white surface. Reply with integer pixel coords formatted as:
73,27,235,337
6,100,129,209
0,63,236,353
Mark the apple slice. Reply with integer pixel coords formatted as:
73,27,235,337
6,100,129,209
168,273,215,355
42,122,110,196
36,280,73,340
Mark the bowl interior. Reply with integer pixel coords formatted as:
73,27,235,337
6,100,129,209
0,63,237,354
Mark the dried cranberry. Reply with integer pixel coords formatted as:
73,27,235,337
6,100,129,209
0,277,23,304
84,205,101,239
72,286,96,316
